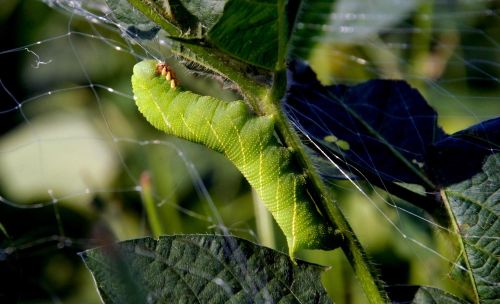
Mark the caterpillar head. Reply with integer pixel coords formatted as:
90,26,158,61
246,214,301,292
155,62,179,90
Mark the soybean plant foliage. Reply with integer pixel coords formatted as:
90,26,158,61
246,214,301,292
80,0,499,303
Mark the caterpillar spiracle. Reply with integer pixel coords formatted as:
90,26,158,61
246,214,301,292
132,60,339,256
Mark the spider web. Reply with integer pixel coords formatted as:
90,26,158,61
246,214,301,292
0,0,498,303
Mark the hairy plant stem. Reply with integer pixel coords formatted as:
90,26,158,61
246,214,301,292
265,69,388,304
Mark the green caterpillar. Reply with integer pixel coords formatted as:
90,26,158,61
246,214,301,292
132,60,338,256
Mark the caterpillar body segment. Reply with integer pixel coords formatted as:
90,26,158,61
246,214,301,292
132,60,340,257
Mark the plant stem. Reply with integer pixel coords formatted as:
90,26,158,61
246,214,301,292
265,70,388,303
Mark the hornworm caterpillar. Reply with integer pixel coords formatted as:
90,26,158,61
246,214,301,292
132,60,339,256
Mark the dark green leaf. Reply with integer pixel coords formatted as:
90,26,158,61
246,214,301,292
208,0,280,69
444,153,500,303
81,235,332,303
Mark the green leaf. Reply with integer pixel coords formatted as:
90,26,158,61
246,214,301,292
207,0,280,69
81,235,332,303
443,153,500,303
412,286,468,304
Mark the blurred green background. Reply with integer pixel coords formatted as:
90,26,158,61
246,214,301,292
0,0,498,303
